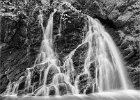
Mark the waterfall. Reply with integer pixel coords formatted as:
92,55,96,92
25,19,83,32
86,16,130,91
2,3,132,97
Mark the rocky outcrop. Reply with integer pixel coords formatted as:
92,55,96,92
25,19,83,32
0,0,44,93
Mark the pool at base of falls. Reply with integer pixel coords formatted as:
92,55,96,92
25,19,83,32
1,90,140,100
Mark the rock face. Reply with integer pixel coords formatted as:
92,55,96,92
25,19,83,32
0,0,140,94
0,0,44,93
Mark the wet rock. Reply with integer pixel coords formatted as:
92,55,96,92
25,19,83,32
76,73,92,94
49,85,56,96
0,75,9,94
53,10,87,60
72,43,88,75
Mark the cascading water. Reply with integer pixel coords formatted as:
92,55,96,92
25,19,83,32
87,16,131,91
1,2,139,100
